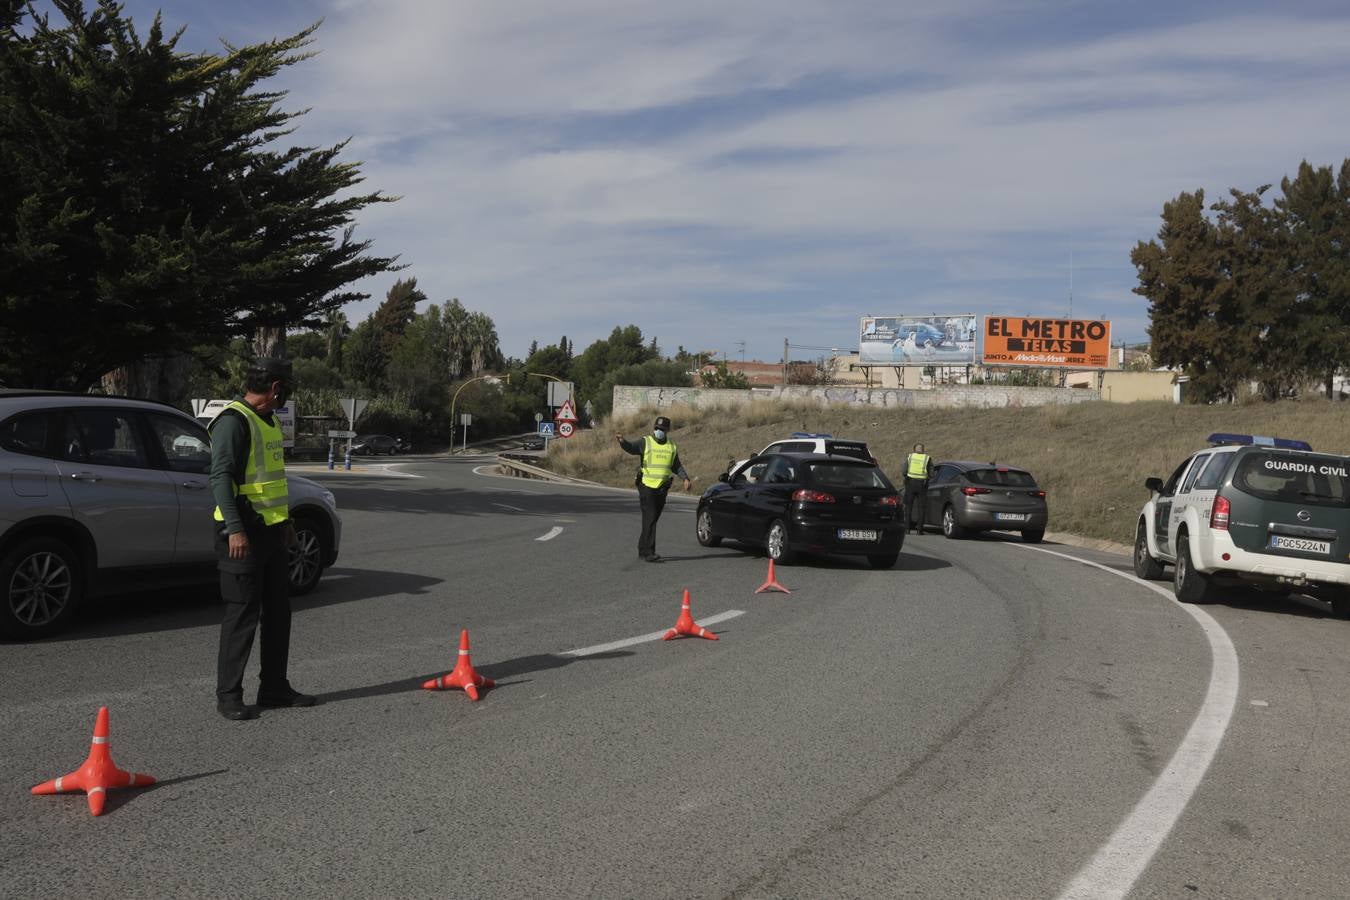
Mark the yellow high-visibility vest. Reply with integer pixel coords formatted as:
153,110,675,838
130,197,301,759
906,452,930,479
212,400,289,526
640,435,678,489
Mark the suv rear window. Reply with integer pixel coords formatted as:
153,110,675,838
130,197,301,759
825,441,870,461
1233,452,1350,508
966,468,1036,487
807,462,889,489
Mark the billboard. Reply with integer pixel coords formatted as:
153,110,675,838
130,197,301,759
858,314,979,365
982,317,1111,369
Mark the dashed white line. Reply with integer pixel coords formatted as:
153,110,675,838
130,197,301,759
562,610,746,657
1017,545,1240,900
494,503,525,512
536,526,564,542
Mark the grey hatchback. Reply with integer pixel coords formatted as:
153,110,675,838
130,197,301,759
0,391,342,640
917,461,1048,543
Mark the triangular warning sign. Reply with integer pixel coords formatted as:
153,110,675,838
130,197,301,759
555,398,579,422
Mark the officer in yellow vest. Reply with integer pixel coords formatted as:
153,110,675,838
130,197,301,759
903,442,932,534
208,358,315,720
615,415,691,562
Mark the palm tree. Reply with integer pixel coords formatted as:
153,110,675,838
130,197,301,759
443,298,470,379
324,310,349,369
466,311,502,376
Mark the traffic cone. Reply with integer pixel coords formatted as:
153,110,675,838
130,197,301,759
422,629,495,701
755,559,791,594
663,589,719,641
31,707,155,816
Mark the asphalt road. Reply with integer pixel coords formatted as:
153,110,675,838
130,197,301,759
4,455,1350,898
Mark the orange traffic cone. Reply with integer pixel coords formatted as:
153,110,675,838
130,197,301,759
755,559,791,594
422,629,495,701
663,589,719,641
31,707,155,816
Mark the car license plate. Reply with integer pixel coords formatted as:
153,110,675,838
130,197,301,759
837,528,878,541
1269,535,1331,555
995,513,1028,522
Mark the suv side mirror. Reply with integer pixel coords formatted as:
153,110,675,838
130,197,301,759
718,472,729,483
1144,476,1163,493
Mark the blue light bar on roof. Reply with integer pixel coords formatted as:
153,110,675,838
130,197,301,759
1207,433,1313,451
791,432,832,439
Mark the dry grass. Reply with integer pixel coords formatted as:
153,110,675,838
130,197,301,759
543,398,1350,545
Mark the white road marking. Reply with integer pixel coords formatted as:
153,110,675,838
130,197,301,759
563,609,745,657
536,527,564,542
494,503,526,512
1017,545,1240,900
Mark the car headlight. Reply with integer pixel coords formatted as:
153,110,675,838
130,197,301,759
321,489,337,509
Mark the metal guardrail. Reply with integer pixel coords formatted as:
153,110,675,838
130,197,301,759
493,453,596,485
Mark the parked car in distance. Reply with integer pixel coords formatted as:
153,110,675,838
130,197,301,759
521,435,547,451
351,434,403,455
727,432,873,478
918,461,1048,543
697,452,904,568
1134,432,1350,613
0,391,342,640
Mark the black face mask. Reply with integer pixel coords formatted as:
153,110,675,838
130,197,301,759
273,382,292,407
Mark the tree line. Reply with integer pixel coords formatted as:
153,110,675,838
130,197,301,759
1134,159,1350,403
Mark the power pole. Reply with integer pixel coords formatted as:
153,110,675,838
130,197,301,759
782,338,789,386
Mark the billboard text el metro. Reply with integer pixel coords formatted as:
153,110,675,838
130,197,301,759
982,316,1111,369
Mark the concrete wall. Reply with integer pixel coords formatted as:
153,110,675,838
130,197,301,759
1100,370,1175,403
612,383,1100,417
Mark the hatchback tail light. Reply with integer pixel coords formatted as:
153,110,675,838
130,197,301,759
1028,490,1046,498
792,489,836,503
1210,495,1230,530
961,486,991,496
879,495,899,507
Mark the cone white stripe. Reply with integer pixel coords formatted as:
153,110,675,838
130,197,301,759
88,786,106,795
55,776,64,792
92,736,108,744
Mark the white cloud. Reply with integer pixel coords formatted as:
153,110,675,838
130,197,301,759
241,2,1350,360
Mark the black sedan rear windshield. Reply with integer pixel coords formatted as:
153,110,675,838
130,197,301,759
808,462,890,489
966,468,1036,487
1234,452,1350,507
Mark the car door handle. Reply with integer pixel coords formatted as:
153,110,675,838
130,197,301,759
180,481,207,490
70,472,102,483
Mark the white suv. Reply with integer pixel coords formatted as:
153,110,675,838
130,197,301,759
0,391,342,640
1134,433,1350,614
728,432,873,477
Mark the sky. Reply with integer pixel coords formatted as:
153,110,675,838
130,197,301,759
91,1,1350,362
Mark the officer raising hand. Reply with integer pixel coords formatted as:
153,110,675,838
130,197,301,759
616,415,691,562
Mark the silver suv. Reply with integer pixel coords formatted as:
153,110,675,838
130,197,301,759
0,391,342,640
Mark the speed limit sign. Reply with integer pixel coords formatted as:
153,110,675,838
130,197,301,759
558,421,575,438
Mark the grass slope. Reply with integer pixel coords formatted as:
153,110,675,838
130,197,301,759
543,398,1350,545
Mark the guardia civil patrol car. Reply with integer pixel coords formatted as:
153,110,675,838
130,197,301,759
1134,433,1350,614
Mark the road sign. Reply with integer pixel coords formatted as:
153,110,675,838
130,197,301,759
538,422,555,436
328,430,356,438
460,413,473,426
558,421,574,438
340,398,369,422
555,399,579,422
547,381,574,408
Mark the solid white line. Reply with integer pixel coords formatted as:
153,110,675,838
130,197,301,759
1016,545,1240,900
563,609,746,657
536,526,564,542
494,503,526,512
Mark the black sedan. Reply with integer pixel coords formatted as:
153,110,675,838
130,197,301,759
696,452,905,568
351,434,403,455
917,461,1048,542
